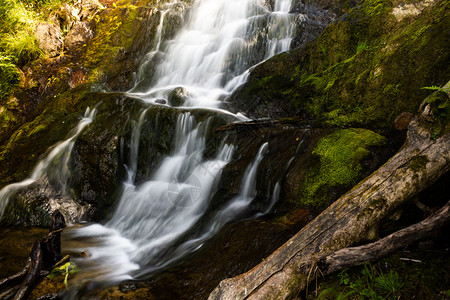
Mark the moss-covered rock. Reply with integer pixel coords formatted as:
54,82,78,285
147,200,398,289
291,128,387,208
0,0,189,187
230,0,449,129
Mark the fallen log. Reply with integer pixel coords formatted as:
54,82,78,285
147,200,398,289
318,199,450,274
209,117,450,299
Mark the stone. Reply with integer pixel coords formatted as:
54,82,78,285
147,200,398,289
155,98,167,104
421,104,435,122
395,112,414,130
168,87,188,107
65,22,94,50
34,22,63,58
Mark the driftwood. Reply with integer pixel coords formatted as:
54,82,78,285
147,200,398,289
0,211,66,300
215,117,308,133
209,117,450,299
318,199,450,274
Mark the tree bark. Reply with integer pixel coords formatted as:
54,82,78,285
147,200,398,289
318,199,450,274
209,118,450,300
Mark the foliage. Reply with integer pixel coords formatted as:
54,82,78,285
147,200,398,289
334,264,404,299
312,248,450,300
0,0,42,65
0,55,20,102
298,128,386,207
47,261,78,289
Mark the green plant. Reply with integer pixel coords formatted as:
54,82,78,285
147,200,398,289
421,85,450,93
47,261,78,289
375,269,404,297
0,0,42,65
0,54,20,101
336,264,404,299
356,41,369,54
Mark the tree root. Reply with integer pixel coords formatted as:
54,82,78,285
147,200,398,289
0,210,66,300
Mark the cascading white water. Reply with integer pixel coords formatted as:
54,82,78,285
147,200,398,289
265,0,296,59
0,108,96,217
213,142,269,221
68,112,236,282
65,0,296,287
131,0,296,108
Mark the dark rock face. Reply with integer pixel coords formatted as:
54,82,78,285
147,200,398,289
228,0,449,129
155,98,167,104
1,178,89,227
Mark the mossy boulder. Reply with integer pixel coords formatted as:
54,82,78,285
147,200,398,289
284,128,388,209
230,0,449,129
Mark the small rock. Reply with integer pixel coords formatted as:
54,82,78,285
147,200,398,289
119,282,137,292
168,87,188,107
155,99,167,105
65,22,94,50
35,22,63,58
421,104,434,122
395,112,414,130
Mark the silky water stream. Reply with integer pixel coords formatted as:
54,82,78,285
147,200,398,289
1,0,301,296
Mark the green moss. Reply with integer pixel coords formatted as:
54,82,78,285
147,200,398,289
410,155,429,172
421,88,450,138
293,0,449,128
84,4,141,82
297,128,386,207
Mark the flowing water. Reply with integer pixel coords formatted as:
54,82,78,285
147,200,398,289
0,108,97,217
64,0,298,287
1,0,299,292
130,0,296,108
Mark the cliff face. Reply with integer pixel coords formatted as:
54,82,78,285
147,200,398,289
229,0,449,130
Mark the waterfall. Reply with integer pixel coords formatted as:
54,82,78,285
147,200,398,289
0,108,96,217
65,0,296,287
265,0,296,59
214,142,269,221
68,112,235,281
130,0,296,108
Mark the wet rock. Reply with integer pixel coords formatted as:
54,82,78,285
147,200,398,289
162,2,190,40
119,282,137,292
395,112,414,130
34,22,63,58
65,22,94,50
1,178,90,227
155,98,167,104
168,87,188,106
